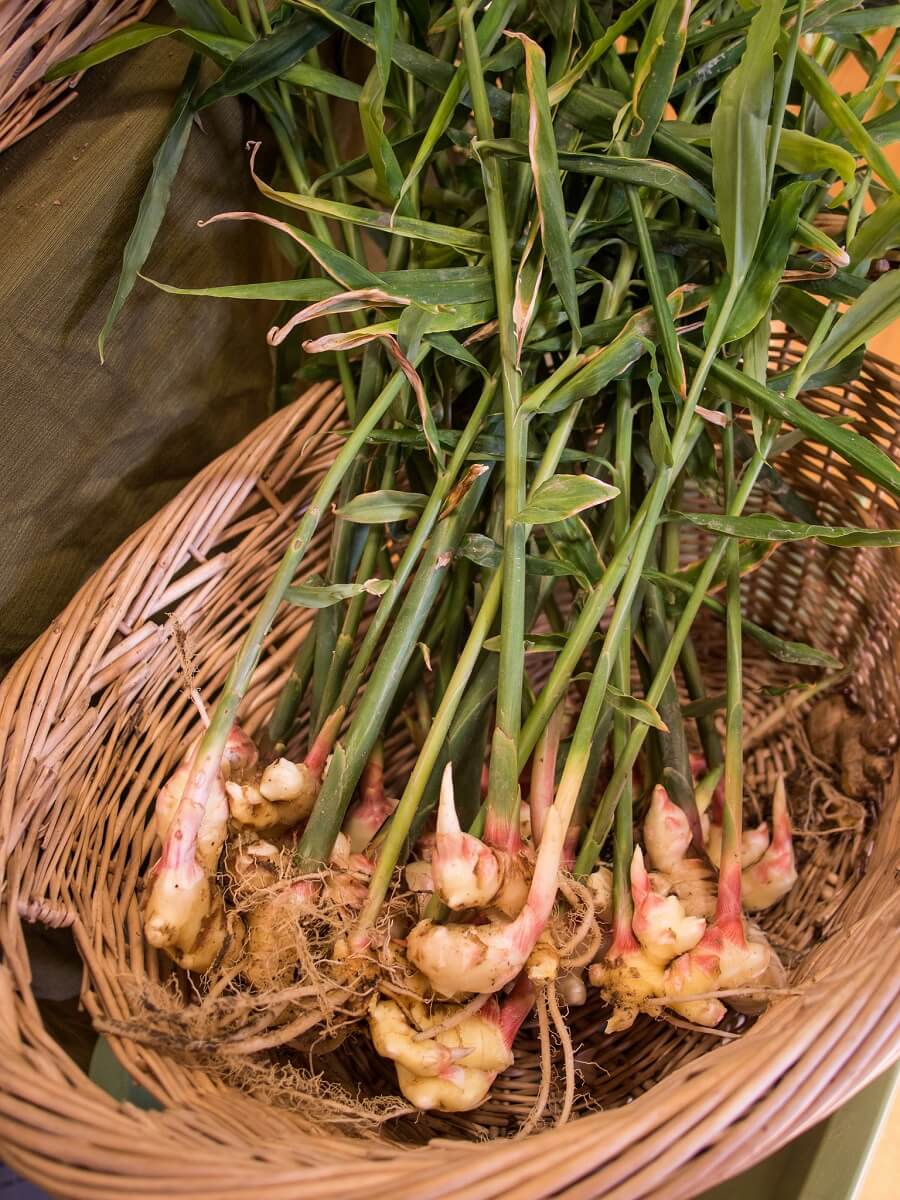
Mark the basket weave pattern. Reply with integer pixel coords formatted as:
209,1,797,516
0,1,154,153
1,353,899,1197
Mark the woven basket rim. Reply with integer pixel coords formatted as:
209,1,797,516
0,370,898,1200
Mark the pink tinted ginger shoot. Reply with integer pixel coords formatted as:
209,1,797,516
343,742,397,853
529,700,565,847
742,775,797,911
706,818,769,871
145,730,243,971
663,835,770,1028
227,707,345,832
407,806,567,997
588,846,665,1033
629,846,705,963
430,763,502,910
644,785,692,873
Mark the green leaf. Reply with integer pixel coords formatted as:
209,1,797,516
47,23,363,100
284,578,391,608
544,515,605,585
425,332,489,377
806,5,900,35
359,0,406,204
527,287,697,415
514,474,619,524
195,2,353,108
805,272,900,376
459,533,587,582
677,512,900,549
144,276,339,303
630,0,689,158
508,32,581,346
680,339,900,497
247,144,488,253
776,129,857,191
45,24,185,78
482,140,717,221
145,266,495,307
198,208,384,291
711,0,785,284
335,491,429,523
98,55,201,362
397,0,516,207
847,196,900,268
607,685,668,732
706,180,809,344
792,48,900,196
645,567,844,670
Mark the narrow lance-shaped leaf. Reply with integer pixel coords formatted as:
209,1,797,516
425,332,490,378
47,24,364,101
396,0,517,208
197,209,384,290
194,1,356,108
630,0,689,158
680,339,900,497
711,0,785,288
528,285,699,415
335,492,429,523
360,0,407,206
544,515,605,585
266,288,414,347
143,268,495,308
805,271,900,376
285,579,392,607
607,685,668,732
792,47,900,196
480,140,718,222
507,32,581,347
245,142,488,253
847,195,900,268
705,180,809,344
98,55,201,362
513,222,545,364
46,24,202,78
677,512,900,548
776,129,857,193
514,475,619,524
644,568,843,669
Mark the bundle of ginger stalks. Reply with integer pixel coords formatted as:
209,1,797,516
55,0,900,1123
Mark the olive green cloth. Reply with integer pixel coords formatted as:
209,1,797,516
0,36,274,669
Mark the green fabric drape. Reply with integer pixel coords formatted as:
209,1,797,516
0,37,274,669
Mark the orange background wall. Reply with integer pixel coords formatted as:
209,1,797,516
832,33,899,357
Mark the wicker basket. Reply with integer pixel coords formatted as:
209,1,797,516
0,1,153,153
1,344,899,1199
